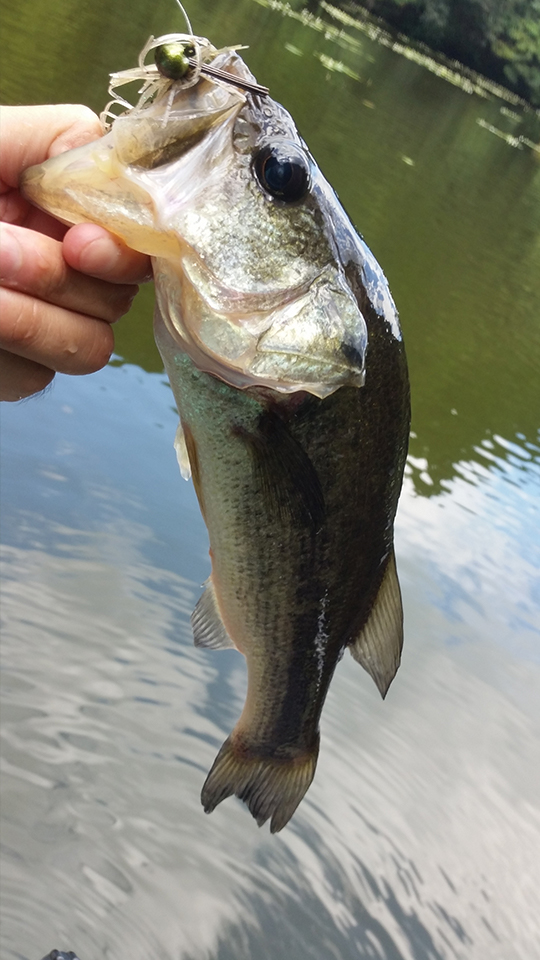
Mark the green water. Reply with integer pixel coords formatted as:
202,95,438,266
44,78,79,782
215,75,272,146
1,1,539,958
3,0,539,490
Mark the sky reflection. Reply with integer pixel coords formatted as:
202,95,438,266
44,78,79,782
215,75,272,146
1,364,539,960
1,0,539,951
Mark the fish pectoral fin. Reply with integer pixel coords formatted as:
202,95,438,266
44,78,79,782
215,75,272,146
201,734,319,833
173,421,192,481
234,409,325,531
191,577,236,650
348,549,403,699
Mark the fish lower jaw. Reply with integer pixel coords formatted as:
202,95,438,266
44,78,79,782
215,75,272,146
183,342,361,398
155,295,365,399
154,254,367,397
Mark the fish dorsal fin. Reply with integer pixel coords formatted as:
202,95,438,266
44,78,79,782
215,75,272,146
348,549,403,698
191,577,236,650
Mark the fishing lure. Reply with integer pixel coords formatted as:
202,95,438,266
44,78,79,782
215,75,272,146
101,0,267,130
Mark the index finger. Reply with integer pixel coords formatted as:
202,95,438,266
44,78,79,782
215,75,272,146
0,104,102,189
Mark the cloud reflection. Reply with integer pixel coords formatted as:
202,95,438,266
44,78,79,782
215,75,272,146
2,463,539,960
1,362,539,959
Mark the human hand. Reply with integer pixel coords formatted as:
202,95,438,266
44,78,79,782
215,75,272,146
0,104,152,401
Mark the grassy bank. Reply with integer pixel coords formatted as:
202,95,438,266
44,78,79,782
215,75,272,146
347,0,540,106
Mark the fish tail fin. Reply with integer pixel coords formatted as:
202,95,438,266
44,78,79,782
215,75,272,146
201,735,319,833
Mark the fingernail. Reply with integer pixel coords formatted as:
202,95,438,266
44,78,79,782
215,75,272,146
0,227,23,281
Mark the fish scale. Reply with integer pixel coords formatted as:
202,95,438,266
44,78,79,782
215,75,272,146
21,33,409,831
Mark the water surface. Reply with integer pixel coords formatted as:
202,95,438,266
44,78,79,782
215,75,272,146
1,1,539,958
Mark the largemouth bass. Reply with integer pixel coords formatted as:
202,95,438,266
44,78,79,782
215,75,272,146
22,30,410,832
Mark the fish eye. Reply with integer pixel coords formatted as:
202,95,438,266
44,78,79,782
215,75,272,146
253,143,311,203
154,41,196,81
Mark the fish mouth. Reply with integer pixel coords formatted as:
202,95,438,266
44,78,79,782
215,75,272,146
20,67,246,259
20,51,368,397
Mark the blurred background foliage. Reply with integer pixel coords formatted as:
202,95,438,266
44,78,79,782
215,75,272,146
349,0,540,105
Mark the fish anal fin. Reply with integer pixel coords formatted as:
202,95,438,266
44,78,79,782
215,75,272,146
191,577,236,651
201,734,319,833
349,549,403,698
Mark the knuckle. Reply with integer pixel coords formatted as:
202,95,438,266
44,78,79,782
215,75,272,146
34,249,66,301
0,291,43,349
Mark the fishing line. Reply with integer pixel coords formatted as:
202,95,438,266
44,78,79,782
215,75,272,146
173,0,194,37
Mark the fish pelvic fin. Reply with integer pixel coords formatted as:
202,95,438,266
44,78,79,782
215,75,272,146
348,548,404,699
192,577,236,650
201,735,319,833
